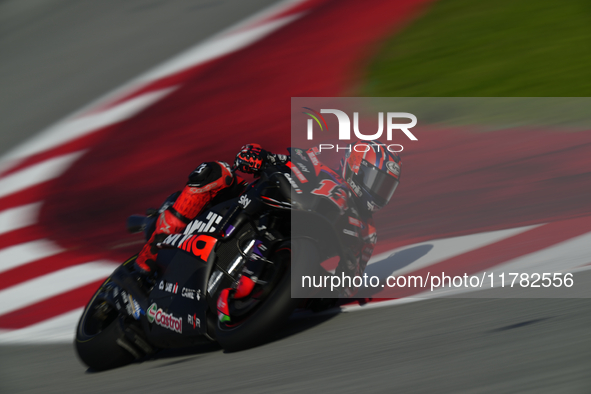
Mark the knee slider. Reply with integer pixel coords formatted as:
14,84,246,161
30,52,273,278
149,233,168,254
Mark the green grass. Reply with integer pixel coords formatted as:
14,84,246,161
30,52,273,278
363,0,591,97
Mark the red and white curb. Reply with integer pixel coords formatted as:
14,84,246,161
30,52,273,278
0,0,318,343
344,218,591,312
1,219,590,343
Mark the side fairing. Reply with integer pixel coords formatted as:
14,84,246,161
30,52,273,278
143,245,215,347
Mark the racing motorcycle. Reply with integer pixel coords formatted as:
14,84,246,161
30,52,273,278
75,148,366,371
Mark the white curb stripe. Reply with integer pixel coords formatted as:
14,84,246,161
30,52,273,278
0,239,63,275
0,203,42,235
486,230,591,276
0,308,83,344
366,224,541,277
0,262,117,316
0,151,84,199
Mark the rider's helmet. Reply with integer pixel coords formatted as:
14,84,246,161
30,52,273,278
341,140,401,213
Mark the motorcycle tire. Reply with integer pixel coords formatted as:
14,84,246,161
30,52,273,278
75,265,136,371
215,238,319,352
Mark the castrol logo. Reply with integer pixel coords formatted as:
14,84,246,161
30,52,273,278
147,303,182,334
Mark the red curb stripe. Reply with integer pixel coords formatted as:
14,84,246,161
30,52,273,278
238,0,328,31
0,184,50,213
0,226,46,250
0,251,103,291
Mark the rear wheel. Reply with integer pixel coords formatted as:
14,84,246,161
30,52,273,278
215,239,319,352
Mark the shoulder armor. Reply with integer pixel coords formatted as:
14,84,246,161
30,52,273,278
187,162,220,187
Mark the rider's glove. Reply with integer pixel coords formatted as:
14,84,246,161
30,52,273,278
234,143,268,174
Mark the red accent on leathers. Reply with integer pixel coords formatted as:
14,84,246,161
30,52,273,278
136,161,236,272
135,209,186,271
172,185,215,220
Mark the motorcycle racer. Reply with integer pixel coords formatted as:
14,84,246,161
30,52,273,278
134,140,401,320
134,143,288,274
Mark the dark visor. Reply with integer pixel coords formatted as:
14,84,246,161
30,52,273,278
359,161,399,204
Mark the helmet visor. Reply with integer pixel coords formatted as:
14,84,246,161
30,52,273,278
359,161,399,205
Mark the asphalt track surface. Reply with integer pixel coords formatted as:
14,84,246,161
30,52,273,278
1,1,590,393
2,276,591,393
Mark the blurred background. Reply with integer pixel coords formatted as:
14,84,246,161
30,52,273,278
1,0,590,392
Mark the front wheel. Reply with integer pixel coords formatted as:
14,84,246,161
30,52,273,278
215,239,319,352
75,259,146,371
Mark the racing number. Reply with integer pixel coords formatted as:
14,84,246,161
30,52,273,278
311,179,348,211
311,179,337,196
